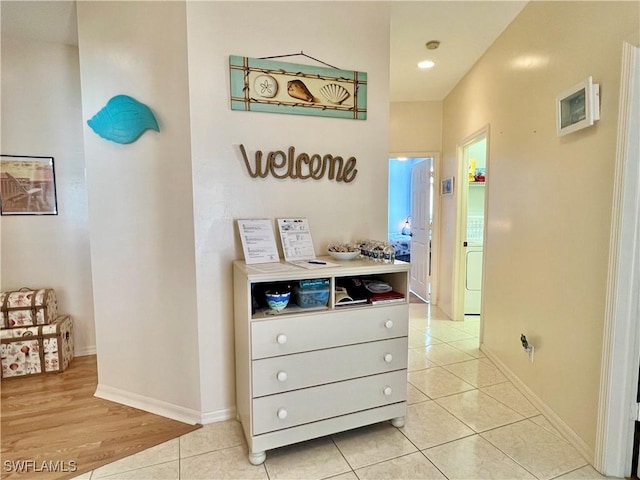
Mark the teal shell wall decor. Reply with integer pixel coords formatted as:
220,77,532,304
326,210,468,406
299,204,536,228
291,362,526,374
87,95,160,144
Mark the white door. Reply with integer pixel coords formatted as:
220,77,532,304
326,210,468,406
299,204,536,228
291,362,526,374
596,43,640,477
410,160,430,300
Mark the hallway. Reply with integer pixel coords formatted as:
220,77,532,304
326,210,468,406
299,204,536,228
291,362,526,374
72,303,613,479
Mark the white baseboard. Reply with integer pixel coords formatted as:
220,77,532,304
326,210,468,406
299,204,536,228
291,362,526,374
94,384,201,425
200,406,237,425
75,346,96,357
482,344,595,465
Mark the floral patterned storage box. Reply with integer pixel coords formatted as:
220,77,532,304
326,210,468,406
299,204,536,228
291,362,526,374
1,315,73,378
0,288,58,328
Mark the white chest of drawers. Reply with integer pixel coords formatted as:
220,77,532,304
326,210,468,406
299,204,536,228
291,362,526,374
233,258,410,465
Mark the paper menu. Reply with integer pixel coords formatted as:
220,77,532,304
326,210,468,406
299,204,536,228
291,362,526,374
237,219,280,264
277,218,316,262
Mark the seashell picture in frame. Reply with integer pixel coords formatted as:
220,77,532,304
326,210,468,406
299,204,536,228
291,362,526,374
229,55,367,120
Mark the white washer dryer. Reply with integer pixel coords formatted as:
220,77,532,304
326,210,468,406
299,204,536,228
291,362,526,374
464,242,483,315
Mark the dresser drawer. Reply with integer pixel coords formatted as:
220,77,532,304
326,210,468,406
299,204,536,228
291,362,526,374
252,337,407,397
252,370,407,435
251,305,408,359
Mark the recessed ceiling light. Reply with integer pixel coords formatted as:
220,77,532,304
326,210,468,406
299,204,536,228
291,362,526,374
425,40,441,50
417,60,435,69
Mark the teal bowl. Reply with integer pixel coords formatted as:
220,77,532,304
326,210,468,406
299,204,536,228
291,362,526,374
265,291,291,312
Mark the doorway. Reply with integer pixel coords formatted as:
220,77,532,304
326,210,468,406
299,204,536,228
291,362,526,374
454,127,489,321
388,155,437,303
596,42,640,477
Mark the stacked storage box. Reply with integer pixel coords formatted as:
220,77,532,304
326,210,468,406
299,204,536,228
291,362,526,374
0,288,74,379
293,278,330,309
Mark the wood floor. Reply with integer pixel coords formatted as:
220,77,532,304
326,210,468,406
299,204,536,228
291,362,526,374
1,355,201,480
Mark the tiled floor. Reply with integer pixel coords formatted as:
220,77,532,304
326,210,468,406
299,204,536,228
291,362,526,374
72,304,613,480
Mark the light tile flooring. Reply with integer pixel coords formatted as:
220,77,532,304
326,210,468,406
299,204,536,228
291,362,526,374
72,304,615,480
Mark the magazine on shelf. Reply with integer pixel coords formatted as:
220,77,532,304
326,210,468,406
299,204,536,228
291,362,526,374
334,286,368,307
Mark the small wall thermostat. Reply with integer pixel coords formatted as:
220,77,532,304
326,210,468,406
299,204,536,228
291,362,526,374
556,76,600,136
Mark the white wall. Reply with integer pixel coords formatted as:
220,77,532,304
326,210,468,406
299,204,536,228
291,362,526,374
1,36,95,356
76,2,201,420
441,1,640,458
185,1,391,420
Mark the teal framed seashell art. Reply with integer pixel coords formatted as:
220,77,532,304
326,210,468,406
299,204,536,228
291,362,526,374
229,55,367,120
88,95,159,144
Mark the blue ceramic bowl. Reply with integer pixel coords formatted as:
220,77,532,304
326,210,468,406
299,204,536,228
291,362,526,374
265,291,291,312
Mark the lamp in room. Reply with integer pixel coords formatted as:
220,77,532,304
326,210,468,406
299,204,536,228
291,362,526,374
401,217,411,236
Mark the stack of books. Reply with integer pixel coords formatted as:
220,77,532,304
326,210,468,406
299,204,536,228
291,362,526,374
368,290,405,305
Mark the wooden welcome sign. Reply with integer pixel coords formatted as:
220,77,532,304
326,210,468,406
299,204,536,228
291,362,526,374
239,145,357,183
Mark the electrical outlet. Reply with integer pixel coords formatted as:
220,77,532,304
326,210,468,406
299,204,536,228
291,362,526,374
520,334,534,362
526,345,535,362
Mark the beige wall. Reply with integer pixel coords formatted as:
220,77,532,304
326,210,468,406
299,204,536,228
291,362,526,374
77,2,201,418
441,1,640,457
186,1,391,420
10,3,635,450
14,0,391,423
1,36,96,355
390,101,442,154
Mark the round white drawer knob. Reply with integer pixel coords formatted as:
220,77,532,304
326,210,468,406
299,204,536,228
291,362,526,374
383,386,393,396
276,334,287,344
277,408,288,419
384,353,393,364
276,371,288,382
385,320,394,329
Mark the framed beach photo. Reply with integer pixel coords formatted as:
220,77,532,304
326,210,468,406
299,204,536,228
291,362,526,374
0,155,58,215
441,176,454,196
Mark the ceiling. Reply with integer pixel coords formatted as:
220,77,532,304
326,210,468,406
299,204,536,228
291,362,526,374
1,1,527,102
390,1,527,101
1,1,78,47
